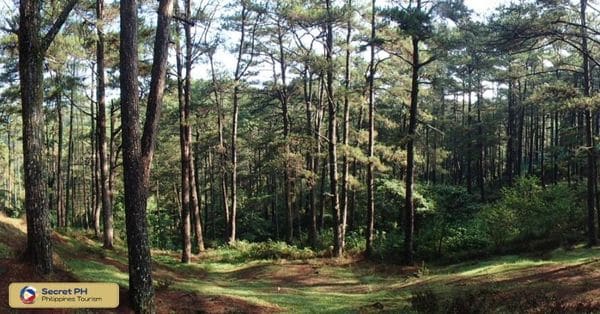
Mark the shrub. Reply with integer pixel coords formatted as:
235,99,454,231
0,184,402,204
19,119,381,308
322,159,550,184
372,228,404,261
415,185,485,260
344,229,366,254
211,240,316,263
478,177,585,252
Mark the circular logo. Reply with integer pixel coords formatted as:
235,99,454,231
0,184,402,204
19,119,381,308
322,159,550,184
19,286,36,304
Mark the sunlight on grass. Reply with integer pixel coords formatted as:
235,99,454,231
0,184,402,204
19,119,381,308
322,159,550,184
64,259,129,288
44,227,600,313
458,259,551,276
435,246,600,279
548,246,600,263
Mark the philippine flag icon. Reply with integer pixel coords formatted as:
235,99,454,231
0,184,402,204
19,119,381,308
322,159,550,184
19,286,36,304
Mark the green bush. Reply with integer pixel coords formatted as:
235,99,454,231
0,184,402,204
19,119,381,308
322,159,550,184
211,240,316,263
415,185,486,260
344,229,366,254
478,177,585,252
372,228,404,261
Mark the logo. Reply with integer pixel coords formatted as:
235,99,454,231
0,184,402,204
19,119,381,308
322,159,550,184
19,286,36,304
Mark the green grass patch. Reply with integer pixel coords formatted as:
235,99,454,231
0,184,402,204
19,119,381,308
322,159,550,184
43,229,600,313
64,258,129,287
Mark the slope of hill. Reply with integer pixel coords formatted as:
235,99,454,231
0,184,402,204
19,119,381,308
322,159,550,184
1,213,599,313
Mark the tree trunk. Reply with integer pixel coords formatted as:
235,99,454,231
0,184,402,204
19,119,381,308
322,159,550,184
19,0,51,275
340,0,352,251
326,0,342,257
505,79,515,184
365,0,376,258
404,34,420,265
97,0,113,249
230,83,239,244
184,0,203,253
191,149,205,252
119,0,173,311
274,17,293,244
66,95,74,227
176,18,192,264
581,0,598,246
304,68,318,248
18,0,77,275
56,81,65,228
477,76,485,201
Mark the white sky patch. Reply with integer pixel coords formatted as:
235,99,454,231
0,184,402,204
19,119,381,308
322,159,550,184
465,0,509,19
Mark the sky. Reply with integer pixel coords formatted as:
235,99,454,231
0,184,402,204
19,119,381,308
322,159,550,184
465,0,506,16
196,0,510,82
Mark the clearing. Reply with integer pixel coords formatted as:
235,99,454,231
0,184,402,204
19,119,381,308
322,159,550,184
0,213,599,313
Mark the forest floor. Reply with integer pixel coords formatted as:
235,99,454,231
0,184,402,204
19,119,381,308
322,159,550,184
1,213,599,313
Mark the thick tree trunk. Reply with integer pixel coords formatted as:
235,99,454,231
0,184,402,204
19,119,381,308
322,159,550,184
19,0,52,275
18,0,77,276
119,0,173,311
120,0,155,309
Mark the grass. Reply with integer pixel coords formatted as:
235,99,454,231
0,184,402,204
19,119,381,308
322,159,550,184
64,259,129,287
51,234,600,313
0,214,598,312
53,235,416,312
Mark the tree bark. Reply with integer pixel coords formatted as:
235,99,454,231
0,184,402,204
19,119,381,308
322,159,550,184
119,0,173,311
274,15,293,244
18,0,77,275
581,0,598,246
326,0,342,257
404,34,420,265
340,0,352,251
176,16,192,263
365,0,376,258
56,80,65,228
97,0,113,249
66,94,74,227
